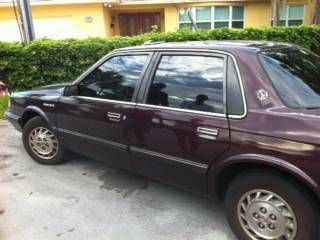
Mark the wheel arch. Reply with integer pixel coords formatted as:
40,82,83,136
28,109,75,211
209,154,320,205
21,106,49,127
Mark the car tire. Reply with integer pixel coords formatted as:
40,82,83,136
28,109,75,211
22,116,64,165
225,170,319,240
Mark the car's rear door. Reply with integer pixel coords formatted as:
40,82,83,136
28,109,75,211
129,51,230,193
57,52,152,170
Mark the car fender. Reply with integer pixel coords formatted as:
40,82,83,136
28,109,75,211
21,106,55,129
207,153,319,199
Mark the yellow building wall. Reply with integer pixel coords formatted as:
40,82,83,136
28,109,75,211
0,3,107,39
245,0,312,27
0,0,316,41
245,1,272,27
164,6,179,32
104,7,113,37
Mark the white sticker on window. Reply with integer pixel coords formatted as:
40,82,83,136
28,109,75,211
256,89,271,106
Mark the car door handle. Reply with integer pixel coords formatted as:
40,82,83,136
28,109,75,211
107,112,121,122
197,127,219,140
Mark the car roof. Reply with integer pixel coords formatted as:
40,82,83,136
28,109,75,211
115,40,296,54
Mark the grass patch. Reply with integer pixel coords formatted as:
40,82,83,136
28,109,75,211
0,96,9,119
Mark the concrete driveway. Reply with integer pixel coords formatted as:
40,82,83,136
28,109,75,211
0,120,237,240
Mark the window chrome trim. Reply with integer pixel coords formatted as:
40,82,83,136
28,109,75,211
136,103,226,118
121,48,247,119
130,146,208,169
227,53,247,119
76,48,247,119
76,96,137,106
58,128,127,150
72,51,152,85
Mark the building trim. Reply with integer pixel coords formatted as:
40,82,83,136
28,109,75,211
0,0,257,8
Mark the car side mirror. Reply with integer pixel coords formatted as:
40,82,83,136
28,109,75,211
64,85,78,97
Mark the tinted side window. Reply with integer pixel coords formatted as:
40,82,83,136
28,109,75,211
78,55,148,101
227,57,244,115
147,55,225,114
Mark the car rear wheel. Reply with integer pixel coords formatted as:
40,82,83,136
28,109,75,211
23,116,64,164
225,170,319,240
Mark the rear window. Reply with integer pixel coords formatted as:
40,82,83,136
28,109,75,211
259,47,320,109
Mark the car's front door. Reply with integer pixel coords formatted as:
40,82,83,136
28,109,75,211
130,52,230,193
57,53,152,169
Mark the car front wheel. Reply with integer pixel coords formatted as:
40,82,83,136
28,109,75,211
22,116,64,164
225,170,319,240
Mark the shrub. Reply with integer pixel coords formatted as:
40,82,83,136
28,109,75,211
0,96,9,119
1,25,320,91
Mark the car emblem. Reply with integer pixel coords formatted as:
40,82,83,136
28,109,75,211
43,103,55,108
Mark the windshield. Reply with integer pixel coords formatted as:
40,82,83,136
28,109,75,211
259,47,320,109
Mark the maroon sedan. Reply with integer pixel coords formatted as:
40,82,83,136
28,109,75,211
5,41,320,240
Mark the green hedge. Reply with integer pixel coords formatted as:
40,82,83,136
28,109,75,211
1,25,320,91
0,96,9,119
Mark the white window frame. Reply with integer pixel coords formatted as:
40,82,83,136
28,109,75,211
178,8,193,28
194,7,211,29
230,6,246,28
178,6,245,30
272,5,305,27
213,6,230,29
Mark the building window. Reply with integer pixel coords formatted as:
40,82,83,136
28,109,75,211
179,8,193,29
196,7,211,29
272,5,304,26
179,6,244,30
214,6,230,28
232,6,245,28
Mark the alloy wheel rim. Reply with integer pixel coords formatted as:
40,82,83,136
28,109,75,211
28,127,59,160
237,189,297,240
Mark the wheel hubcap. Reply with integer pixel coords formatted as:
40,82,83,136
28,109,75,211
28,127,59,159
237,189,297,240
